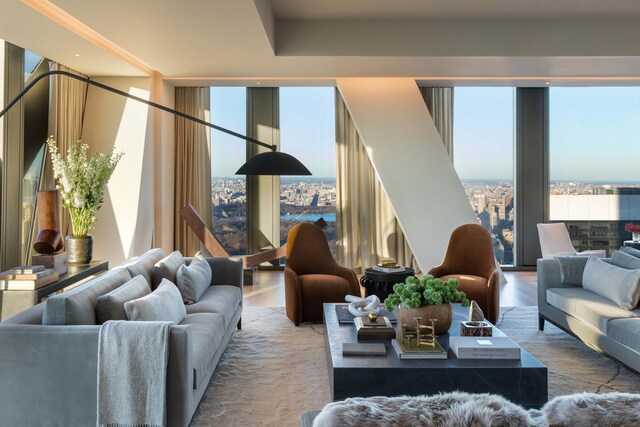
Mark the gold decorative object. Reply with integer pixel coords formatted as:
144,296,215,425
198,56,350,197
399,317,438,349
368,312,378,322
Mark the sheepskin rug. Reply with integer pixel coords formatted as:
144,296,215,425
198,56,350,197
312,392,540,427
542,392,640,427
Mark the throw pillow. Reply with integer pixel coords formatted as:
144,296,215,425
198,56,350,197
612,250,640,271
620,246,640,259
96,275,151,324
555,256,589,286
582,256,640,310
151,250,185,289
124,279,186,324
176,251,212,304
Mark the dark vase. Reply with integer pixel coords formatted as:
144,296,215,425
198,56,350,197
65,235,93,264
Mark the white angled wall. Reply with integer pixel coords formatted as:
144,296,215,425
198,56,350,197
81,77,155,265
337,78,477,270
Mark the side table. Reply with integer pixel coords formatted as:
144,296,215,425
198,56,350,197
0,260,109,321
360,267,415,301
623,241,640,250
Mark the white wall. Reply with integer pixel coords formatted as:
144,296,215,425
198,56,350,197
81,77,154,265
337,78,477,270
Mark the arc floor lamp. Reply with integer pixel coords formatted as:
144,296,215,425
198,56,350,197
0,70,311,176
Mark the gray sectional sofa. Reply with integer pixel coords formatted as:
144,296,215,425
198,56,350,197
538,248,640,373
0,248,243,427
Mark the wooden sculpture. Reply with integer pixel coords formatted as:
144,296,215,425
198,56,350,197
33,190,63,254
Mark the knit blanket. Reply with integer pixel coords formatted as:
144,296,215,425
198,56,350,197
97,320,172,427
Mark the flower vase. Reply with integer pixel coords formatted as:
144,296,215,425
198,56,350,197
66,235,93,264
399,303,452,335
633,232,640,242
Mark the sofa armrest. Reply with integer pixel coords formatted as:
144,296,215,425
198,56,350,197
0,323,194,427
185,256,244,289
537,258,578,309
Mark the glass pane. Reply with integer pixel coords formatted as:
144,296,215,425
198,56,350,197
454,87,515,265
21,145,45,261
550,88,640,254
280,87,337,257
210,87,247,255
24,49,43,82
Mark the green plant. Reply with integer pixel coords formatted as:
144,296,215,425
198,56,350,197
47,137,123,237
384,275,469,311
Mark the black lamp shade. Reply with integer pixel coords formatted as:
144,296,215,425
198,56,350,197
236,151,311,176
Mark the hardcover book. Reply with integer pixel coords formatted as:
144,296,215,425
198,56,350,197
0,271,59,290
0,268,56,281
449,336,521,360
2,265,45,275
335,304,397,324
391,339,448,360
342,343,387,356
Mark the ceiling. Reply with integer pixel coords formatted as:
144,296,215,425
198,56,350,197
0,0,638,85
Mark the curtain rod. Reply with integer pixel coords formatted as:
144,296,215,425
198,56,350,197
0,70,276,151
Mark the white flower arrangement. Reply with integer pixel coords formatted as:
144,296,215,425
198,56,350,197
47,137,124,237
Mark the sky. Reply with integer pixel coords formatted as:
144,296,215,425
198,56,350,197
454,86,640,182
210,87,335,178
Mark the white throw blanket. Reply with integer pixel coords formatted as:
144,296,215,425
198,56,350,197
98,320,172,427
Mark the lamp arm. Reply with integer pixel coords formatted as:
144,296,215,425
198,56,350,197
0,70,276,151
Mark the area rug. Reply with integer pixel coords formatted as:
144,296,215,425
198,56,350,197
190,306,640,426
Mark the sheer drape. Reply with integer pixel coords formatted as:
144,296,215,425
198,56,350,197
335,89,418,272
420,87,454,161
44,62,89,237
174,87,212,256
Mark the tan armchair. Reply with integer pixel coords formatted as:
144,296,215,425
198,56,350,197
428,224,500,324
285,223,360,326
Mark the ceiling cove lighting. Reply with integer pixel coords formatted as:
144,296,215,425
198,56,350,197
0,70,311,176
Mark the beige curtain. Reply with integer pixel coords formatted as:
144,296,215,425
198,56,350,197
420,87,454,161
44,62,89,236
174,87,212,256
335,89,418,272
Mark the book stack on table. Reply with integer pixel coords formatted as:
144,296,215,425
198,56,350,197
354,316,396,341
372,258,405,273
0,265,59,290
449,336,521,360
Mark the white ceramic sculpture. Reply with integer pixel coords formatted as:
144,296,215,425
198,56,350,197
345,294,380,317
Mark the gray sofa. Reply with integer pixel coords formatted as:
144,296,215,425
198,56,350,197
538,252,640,373
0,248,243,427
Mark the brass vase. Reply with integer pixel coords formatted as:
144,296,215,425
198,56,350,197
65,235,93,264
399,303,453,335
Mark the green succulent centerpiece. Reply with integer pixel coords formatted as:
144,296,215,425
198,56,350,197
47,137,123,237
384,275,470,334
384,275,469,311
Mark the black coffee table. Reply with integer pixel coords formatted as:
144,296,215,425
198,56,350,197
323,303,548,409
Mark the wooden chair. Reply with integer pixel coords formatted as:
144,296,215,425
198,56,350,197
428,223,500,324
285,223,360,326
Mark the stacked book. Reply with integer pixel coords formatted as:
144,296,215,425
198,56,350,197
449,336,521,360
372,258,405,273
354,316,396,341
391,338,448,359
0,265,59,290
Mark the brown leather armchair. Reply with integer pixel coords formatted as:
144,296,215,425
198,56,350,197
428,223,500,324
284,223,360,326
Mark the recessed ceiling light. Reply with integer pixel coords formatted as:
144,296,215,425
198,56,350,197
75,54,80,57
256,82,261,85
545,81,550,85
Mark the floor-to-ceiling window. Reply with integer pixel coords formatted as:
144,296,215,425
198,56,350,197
279,87,337,256
549,87,640,254
454,87,515,265
210,87,247,255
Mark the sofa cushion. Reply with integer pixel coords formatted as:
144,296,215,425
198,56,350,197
43,268,132,325
179,312,225,389
185,285,242,327
125,279,186,324
583,256,640,310
118,248,165,286
554,256,589,286
611,250,640,271
151,251,185,290
176,251,212,304
96,275,151,323
607,318,640,353
621,246,640,259
546,287,640,333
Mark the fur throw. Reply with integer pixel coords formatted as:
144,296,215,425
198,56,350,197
542,392,640,427
312,392,539,427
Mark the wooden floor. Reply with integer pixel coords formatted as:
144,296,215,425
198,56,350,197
244,270,538,308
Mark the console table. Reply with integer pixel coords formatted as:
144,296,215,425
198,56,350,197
0,261,108,321
623,240,640,250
